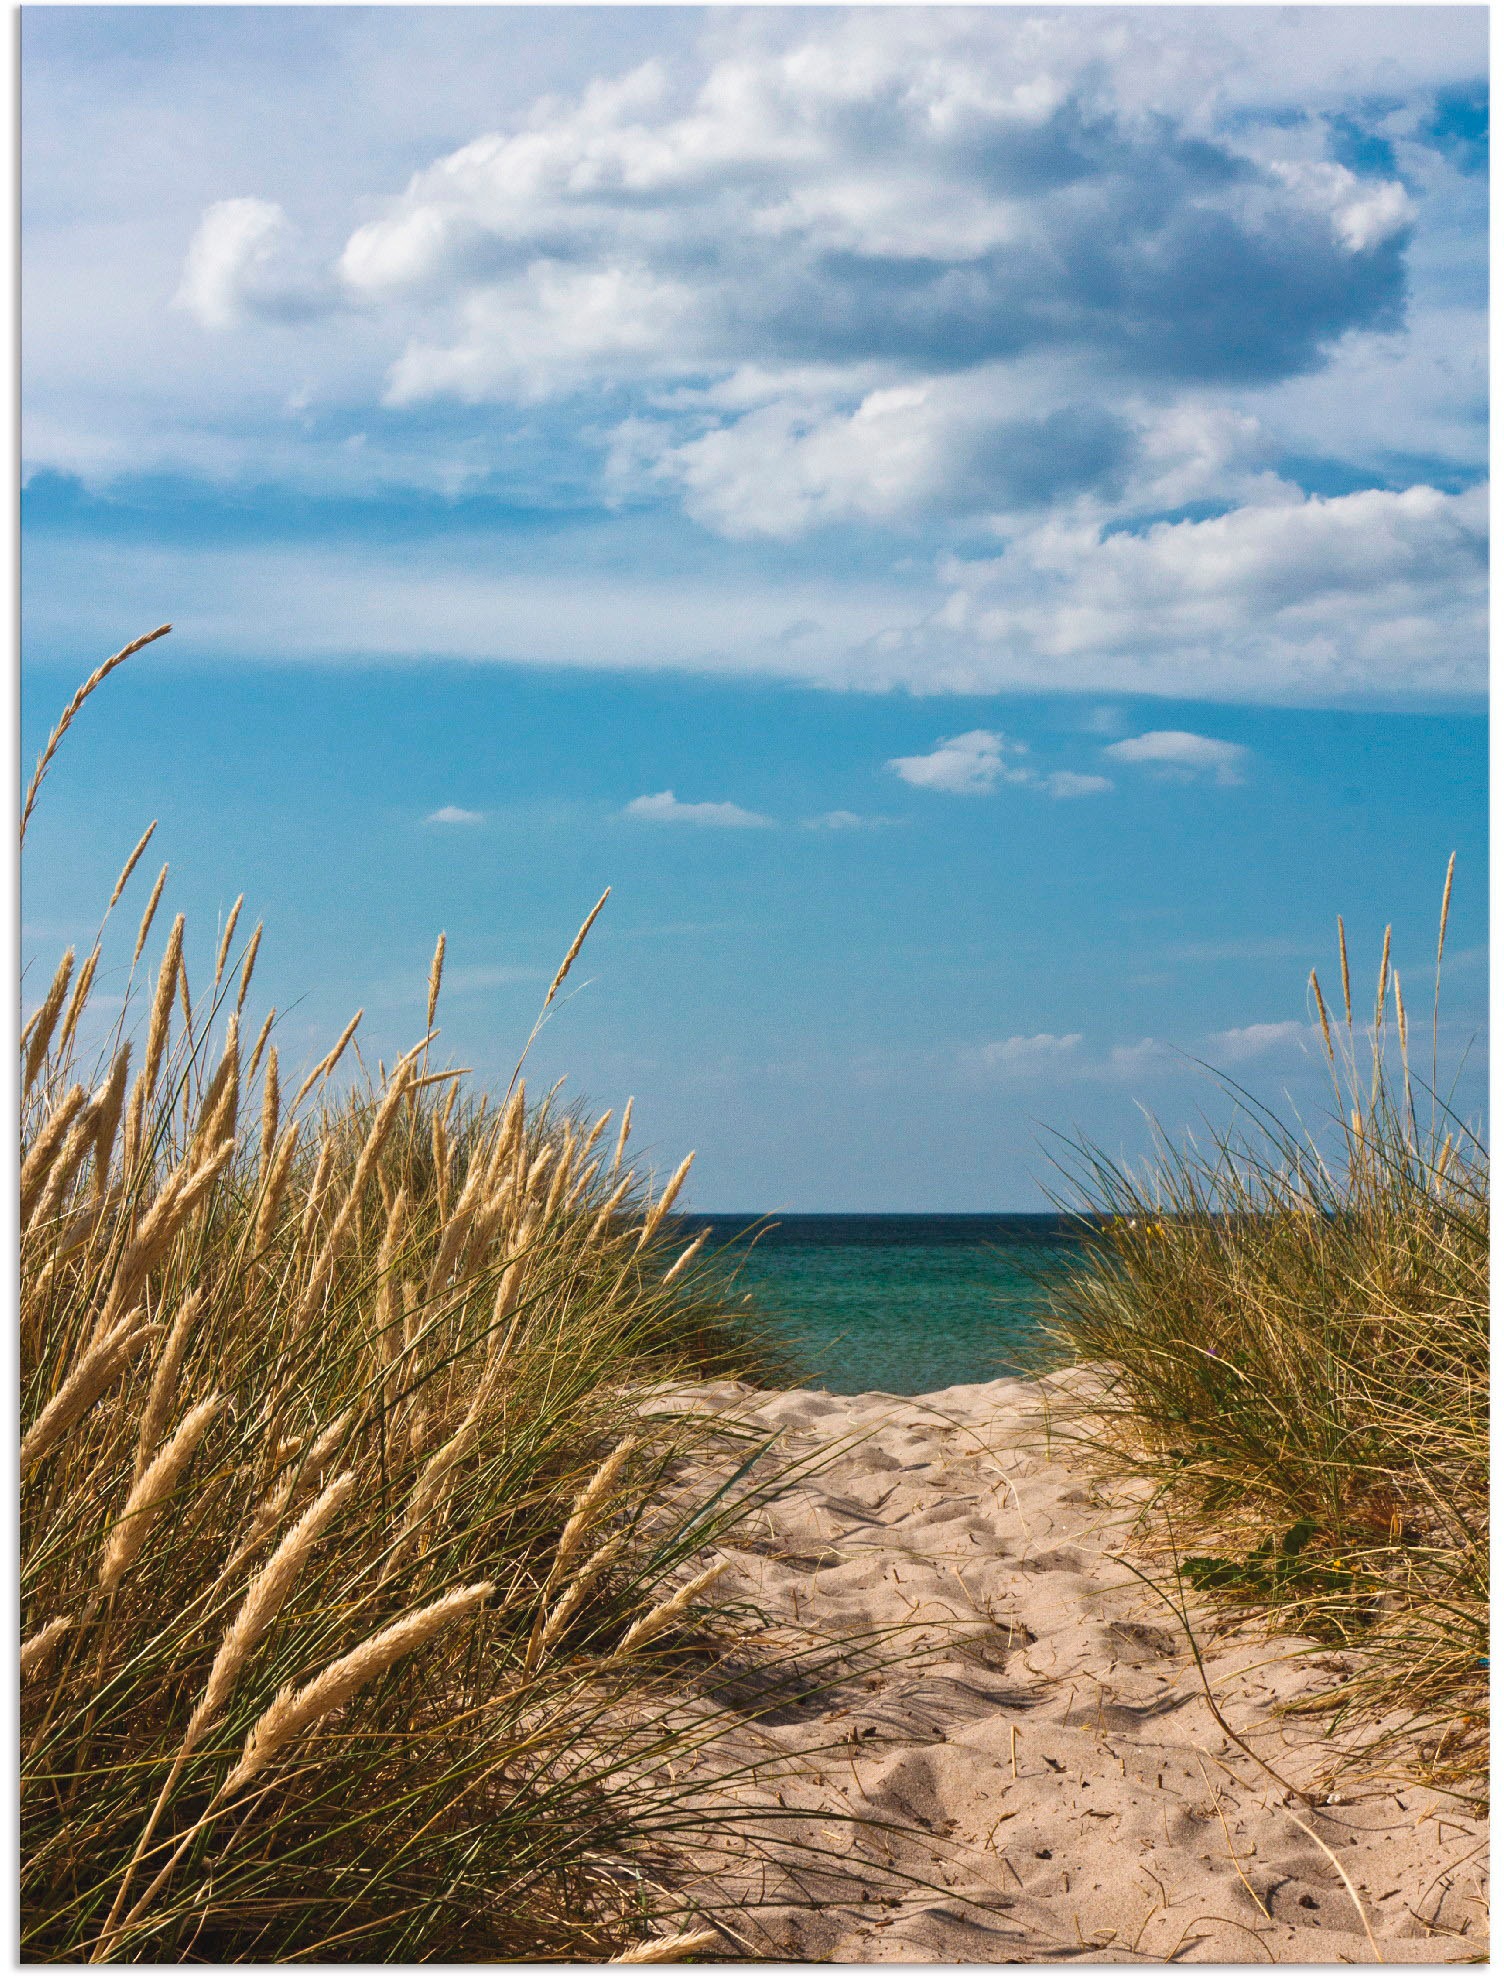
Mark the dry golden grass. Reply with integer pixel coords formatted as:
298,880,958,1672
20,638,809,1961
1046,871,1487,1796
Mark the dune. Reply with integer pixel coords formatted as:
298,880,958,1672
645,1370,1488,1964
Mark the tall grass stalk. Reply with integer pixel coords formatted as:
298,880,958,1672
1046,874,1486,1794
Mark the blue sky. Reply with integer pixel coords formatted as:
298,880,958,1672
22,7,1487,1209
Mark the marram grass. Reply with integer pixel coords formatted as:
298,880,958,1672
20,658,798,1961
1046,871,1487,1796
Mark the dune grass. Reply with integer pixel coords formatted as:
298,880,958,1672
19,640,819,1960
20,907,791,1960
1046,873,1487,1796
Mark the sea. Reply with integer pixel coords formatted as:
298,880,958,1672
679,1213,1088,1397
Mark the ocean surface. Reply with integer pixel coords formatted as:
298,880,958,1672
681,1213,1087,1396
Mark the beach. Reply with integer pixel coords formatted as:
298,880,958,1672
650,1370,1488,1964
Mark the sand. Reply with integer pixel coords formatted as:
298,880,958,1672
643,1371,1488,1964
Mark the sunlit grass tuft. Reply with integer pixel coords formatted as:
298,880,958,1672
20,642,803,1961
1046,866,1487,1795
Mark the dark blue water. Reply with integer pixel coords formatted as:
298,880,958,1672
680,1213,1086,1396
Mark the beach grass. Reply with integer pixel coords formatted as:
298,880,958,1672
19,645,805,1960
1046,874,1487,1795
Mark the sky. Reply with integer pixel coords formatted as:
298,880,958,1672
21,5,1487,1210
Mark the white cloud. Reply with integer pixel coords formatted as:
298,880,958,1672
1044,771,1113,801
424,804,485,825
176,198,330,329
803,809,883,831
441,962,545,993
21,8,1487,709
922,484,1487,700
323,10,1418,421
625,368,1146,540
1105,1038,1173,1078
623,789,772,828
888,729,1025,796
1269,158,1413,254
646,384,946,540
1207,1019,1312,1061
888,732,1114,802
1103,731,1251,786
19,529,914,682
981,1032,1083,1074
973,1031,1182,1082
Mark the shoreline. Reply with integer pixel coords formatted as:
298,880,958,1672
652,1371,1487,1964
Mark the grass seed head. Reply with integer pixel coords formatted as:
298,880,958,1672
426,931,446,1033
214,896,244,993
20,1615,74,1682
108,819,158,911
100,1396,222,1596
131,864,170,971
143,916,186,1097
236,923,264,1015
24,948,76,1092
610,1929,722,1964
220,1581,494,1800
22,1313,161,1475
189,1472,357,1747
616,1560,729,1657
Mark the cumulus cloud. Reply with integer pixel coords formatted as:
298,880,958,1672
981,1032,1084,1075
626,376,1140,540
332,14,1411,411
26,8,1485,709
888,730,1025,796
1103,732,1251,786
888,731,1113,801
424,803,485,825
917,483,1487,700
176,198,332,329
282,11,1436,571
624,789,772,827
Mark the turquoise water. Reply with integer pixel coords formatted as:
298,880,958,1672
683,1214,1086,1396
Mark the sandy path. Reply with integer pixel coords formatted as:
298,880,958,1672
650,1373,1487,1964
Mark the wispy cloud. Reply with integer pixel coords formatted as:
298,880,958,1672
974,1032,1176,1082
802,809,888,831
425,803,485,825
1044,771,1113,801
1207,1019,1313,1061
1104,1038,1174,1078
623,790,773,828
1103,731,1251,786
441,962,547,994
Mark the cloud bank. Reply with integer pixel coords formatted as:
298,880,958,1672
334,15,1413,408
23,7,1488,704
